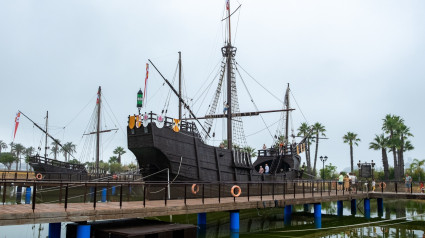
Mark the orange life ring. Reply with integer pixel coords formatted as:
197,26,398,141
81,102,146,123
231,185,242,197
191,184,200,195
36,173,43,180
379,182,386,189
112,174,118,180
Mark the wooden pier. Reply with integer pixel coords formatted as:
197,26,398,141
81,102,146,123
1,180,424,226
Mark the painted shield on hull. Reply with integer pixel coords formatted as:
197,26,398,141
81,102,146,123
129,116,136,129
157,114,164,128
172,119,181,132
136,115,142,128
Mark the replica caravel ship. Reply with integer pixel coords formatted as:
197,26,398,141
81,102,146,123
127,1,307,182
24,87,112,176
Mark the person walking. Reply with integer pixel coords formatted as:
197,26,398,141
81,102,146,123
338,172,344,191
372,179,376,192
405,173,412,193
344,175,350,192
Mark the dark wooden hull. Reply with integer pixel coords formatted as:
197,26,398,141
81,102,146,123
127,122,301,182
29,155,88,176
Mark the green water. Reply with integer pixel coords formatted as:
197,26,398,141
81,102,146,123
1,184,424,237
153,199,425,238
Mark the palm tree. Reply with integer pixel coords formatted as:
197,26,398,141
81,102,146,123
11,143,25,171
0,140,8,154
61,142,76,162
382,114,401,179
297,123,312,173
242,146,257,158
369,134,390,180
395,122,413,178
342,132,361,173
24,146,35,171
113,146,126,164
312,122,326,176
50,139,61,160
409,158,425,181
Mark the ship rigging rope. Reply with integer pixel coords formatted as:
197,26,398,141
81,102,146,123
290,89,309,125
102,94,125,138
192,59,224,115
234,60,274,140
162,62,179,114
63,94,97,129
235,62,284,104
273,213,423,233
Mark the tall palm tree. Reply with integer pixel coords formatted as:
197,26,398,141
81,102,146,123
24,146,35,171
0,140,8,154
297,123,312,173
61,142,76,162
395,122,413,178
312,122,326,176
369,134,390,180
342,132,361,173
11,143,25,171
243,146,257,158
113,146,126,164
382,114,401,179
50,139,61,160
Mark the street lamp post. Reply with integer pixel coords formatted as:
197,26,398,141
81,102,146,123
320,156,328,180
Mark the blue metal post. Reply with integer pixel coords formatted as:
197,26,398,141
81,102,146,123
49,223,61,238
303,204,309,212
284,205,292,226
16,186,22,204
351,199,356,215
76,225,91,238
101,188,107,202
111,186,116,196
197,213,207,238
25,187,31,204
197,213,207,226
377,198,384,217
364,198,370,219
314,203,322,229
230,210,240,233
337,200,343,216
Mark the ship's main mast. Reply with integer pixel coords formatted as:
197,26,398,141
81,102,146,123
224,0,235,149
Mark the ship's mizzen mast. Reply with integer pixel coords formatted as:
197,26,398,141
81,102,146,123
83,86,118,174
285,84,290,142
95,87,101,175
44,111,49,158
178,51,182,121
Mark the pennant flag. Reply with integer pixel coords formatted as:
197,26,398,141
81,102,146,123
172,119,181,132
143,63,149,106
13,112,20,141
226,0,230,10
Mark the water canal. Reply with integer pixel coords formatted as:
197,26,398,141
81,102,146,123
1,197,424,237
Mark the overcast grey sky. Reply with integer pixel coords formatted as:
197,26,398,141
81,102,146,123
1,0,424,172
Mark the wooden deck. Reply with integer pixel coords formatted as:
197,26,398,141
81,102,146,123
4,191,424,226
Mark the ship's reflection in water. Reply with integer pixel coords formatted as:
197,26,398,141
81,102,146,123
0,199,424,237
160,199,425,238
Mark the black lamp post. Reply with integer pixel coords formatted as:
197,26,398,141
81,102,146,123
371,160,375,180
320,156,328,180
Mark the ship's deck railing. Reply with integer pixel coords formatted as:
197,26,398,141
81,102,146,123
129,111,202,139
0,179,418,211
29,155,87,172
257,144,295,157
